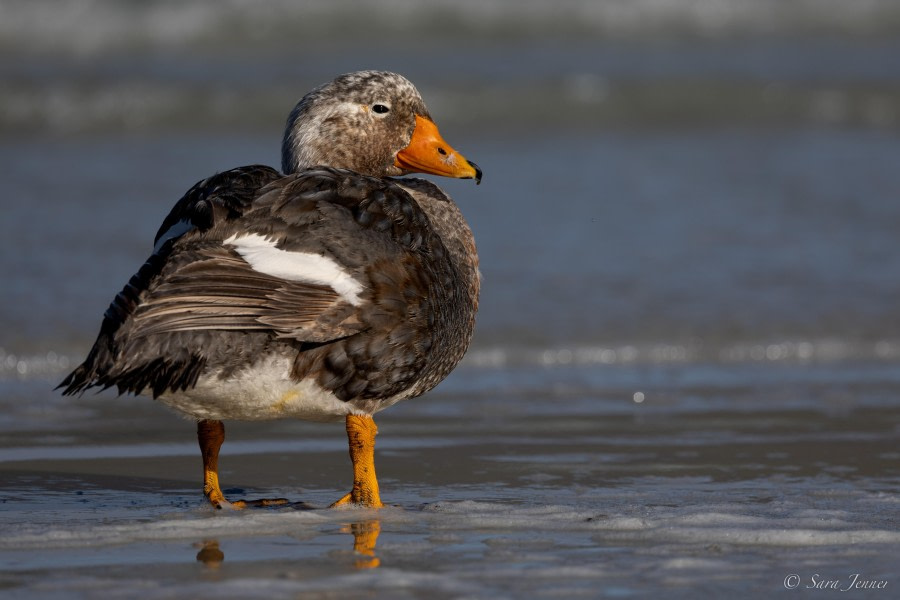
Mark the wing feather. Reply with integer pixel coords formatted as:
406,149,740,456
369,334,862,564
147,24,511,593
131,245,365,342
60,166,448,400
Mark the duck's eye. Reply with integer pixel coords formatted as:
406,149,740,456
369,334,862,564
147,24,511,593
372,104,390,114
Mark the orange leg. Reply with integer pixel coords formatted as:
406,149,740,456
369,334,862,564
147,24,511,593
330,414,385,508
198,419,288,509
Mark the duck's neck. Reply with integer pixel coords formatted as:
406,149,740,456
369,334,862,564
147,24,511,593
395,179,480,309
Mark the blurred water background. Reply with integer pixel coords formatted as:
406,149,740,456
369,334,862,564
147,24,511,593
1,1,899,598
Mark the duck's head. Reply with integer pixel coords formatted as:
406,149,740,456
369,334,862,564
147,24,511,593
281,70,481,184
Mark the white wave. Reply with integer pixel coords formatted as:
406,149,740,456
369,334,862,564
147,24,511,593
424,499,900,547
1,509,330,550
3,0,900,55
5,338,900,384
3,497,898,553
461,338,900,368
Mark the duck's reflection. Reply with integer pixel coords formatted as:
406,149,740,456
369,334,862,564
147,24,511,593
194,539,224,569
193,518,382,570
341,519,381,569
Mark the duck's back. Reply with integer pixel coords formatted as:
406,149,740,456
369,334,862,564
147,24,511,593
60,166,479,420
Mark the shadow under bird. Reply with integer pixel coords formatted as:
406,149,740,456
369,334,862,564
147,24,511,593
59,70,482,509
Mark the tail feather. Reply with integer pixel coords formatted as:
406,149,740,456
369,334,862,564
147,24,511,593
59,165,280,399
56,329,116,396
58,345,207,399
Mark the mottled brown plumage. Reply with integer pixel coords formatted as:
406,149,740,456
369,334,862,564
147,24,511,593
59,70,481,508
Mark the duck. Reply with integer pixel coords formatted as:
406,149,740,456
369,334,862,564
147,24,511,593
59,70,482,509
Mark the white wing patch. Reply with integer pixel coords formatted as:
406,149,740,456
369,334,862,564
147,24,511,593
224,233,364,306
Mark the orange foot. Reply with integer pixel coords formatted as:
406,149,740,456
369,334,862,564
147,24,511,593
198,419,289,509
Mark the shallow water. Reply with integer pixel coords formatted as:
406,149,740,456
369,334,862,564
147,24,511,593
3,1,900,598
2,359,898,598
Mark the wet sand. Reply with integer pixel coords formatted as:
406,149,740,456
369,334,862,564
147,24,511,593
2,360,898,598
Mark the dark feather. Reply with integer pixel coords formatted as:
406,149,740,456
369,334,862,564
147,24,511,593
60,167,472,404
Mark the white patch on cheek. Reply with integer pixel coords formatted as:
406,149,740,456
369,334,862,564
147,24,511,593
224,233,364,306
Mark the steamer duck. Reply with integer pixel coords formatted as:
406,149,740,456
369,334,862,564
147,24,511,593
60,71,482,509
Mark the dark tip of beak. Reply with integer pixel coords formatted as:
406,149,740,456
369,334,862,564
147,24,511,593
469,160,482,185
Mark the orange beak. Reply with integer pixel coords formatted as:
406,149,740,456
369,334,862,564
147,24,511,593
395,115,482,184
